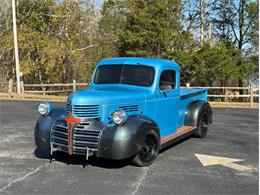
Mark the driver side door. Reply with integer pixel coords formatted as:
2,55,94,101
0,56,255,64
156,70,179,138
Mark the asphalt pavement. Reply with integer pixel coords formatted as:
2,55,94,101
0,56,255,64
0,100,258,195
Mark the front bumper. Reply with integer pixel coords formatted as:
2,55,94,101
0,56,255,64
49,118,140,160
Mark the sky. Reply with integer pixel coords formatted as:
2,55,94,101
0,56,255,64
95,0,104,7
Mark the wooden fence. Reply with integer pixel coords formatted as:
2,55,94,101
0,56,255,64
1,79,259,107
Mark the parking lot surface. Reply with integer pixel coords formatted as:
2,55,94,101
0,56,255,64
0,100,258,194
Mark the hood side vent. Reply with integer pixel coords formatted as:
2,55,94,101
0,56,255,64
118,105,139,113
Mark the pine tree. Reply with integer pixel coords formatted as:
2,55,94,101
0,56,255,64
117,0,193,57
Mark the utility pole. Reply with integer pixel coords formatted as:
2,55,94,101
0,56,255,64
12,0,21,94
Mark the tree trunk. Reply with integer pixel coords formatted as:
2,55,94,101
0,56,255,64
238,79,243,95
199,0,204,47
39,69,43,84
237,0,245,94
238,0,245,50
208,22,212,46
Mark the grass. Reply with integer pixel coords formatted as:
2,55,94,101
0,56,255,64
0,92,67,102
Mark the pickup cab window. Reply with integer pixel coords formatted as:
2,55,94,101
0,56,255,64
159,70,176,91
94,65,154,87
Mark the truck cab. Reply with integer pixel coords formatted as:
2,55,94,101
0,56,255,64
35,58,213,167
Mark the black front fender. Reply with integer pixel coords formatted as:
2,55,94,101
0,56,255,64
34,108,65,150
98,115,159,160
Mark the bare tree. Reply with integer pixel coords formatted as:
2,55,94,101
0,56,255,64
182,0,213,47
0,0,12,37
211,0,233,43
199,0,205,47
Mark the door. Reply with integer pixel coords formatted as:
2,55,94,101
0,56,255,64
156,70,179,137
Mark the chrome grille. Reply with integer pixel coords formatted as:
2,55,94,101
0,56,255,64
73,122,101,154
51,121,68,152
51,120,102,155
118,105,139,113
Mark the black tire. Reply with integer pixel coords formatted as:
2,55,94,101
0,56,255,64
131,129,160,167
194,112,209,138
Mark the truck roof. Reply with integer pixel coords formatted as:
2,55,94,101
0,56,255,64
97,57,180,70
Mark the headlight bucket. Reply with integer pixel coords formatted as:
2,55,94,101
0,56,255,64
112,110,127,125
38,102,54,116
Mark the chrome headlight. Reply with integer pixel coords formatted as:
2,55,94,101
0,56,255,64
38,102,53,116
112,110,127,125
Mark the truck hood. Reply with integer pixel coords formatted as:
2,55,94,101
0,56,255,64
68,87,147,106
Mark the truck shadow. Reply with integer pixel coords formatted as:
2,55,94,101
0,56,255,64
34,136,193,169
34,148,130,169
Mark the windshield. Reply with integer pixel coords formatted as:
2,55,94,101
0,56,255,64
94,65,154,87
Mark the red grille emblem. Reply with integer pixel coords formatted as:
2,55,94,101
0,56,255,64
64,105,81,155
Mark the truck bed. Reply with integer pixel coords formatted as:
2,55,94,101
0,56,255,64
180,87,207,100
178,87,208,128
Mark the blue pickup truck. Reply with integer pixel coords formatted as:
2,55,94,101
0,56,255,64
35,58,213,167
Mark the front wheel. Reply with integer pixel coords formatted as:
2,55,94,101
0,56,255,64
131,130,160,167
194,112,209,138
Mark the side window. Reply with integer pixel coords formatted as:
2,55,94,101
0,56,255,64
159,70,176,91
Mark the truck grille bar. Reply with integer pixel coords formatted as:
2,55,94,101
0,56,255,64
50,120,103,155
51,122,68,153
65,104,101,119
73,122,101,155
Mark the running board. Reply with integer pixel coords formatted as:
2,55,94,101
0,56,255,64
160,126,197,149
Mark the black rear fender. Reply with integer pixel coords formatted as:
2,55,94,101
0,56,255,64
184,101,213,127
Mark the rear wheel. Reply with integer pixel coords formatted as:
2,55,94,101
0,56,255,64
194,112,209,138
132,130,159,167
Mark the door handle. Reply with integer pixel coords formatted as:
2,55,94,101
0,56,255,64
157,91,168,97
